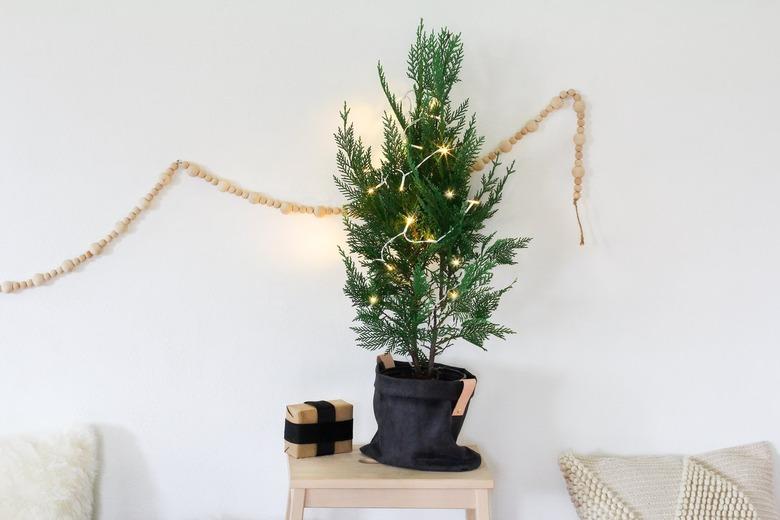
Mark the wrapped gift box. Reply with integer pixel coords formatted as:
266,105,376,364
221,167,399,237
284,399,353,458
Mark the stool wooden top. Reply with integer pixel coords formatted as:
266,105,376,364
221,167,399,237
288,446,494,490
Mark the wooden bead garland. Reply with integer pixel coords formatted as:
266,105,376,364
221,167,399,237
470,89,587,246
1,89,588,294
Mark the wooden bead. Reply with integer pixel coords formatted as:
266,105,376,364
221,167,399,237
551,97,563,109
574,177,582,185
498,140,512,153
44,272,52,281
259,195,267,204
572,166,585,178
471,161,484,172
509,136,517,144
62,259,75,273
514,131,524,140
227,186,236,194
525,120,538,132
160,172,172,184
197,169,205,178
482,156,492,165
188,167,198,177
169,162,179,170
315,206,326,217
573,134,585,146
280,203,291,214
1,281,14,293
90,243,103,256
273,200,281,209
573,192,581,201
249,192,261,204
115,220,128,233
139,198,151,210
487,152,497,161
32,273,45,287
217,180,230,192
560,90,569,98
573,100,585,113
567,89,577,96
13,282,21,291
574,185,583,192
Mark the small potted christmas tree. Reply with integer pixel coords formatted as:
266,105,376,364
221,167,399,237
336,23,529,471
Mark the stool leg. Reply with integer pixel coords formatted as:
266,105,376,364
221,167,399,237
474,489,490,520
288,488,305,520
284,489,292,520
466,509,476,520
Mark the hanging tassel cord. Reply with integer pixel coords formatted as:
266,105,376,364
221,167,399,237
574,199,585,246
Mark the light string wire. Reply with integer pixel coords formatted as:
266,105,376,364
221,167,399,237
0,89,587,295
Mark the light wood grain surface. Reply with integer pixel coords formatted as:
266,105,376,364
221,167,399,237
288,445,494,489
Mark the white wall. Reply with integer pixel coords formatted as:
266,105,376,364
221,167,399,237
1,0,779,518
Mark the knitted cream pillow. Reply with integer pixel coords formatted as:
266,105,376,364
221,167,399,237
559,442,778,520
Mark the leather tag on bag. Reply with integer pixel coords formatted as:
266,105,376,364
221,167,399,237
377,354,395,369
453,378,476,416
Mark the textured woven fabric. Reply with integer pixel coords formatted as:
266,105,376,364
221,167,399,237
560,442,778,520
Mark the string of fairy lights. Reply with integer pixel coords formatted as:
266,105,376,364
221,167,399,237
0,89,587,295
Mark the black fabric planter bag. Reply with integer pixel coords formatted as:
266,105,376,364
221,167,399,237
360,359,481,472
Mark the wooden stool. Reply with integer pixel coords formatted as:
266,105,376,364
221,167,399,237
286,445,493,519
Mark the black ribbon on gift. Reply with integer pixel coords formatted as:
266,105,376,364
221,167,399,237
284,400,353,456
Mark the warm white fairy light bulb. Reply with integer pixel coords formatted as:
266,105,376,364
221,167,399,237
444,189,455,199
466,199,480,213
369,295,379,306
437,145,451,156
448,289,459,300
367,187,375,195
450,257,461,267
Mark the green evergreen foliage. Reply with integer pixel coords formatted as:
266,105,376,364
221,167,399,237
336,22,530,376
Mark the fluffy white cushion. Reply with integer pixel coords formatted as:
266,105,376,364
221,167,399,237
560,442,779,519
0,426,98,520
